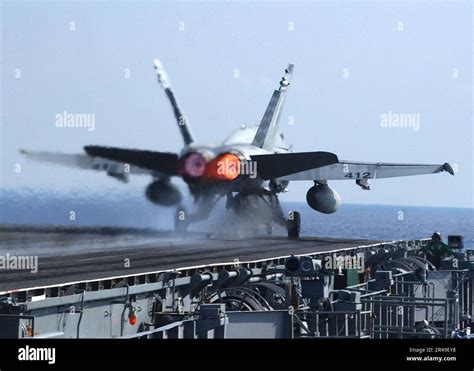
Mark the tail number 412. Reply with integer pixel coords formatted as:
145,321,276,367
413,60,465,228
344,172,371,179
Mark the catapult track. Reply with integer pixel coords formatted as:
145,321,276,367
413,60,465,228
0,225,407,296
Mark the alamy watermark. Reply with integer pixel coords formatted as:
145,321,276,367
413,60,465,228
217,159,257,179
55,110,96,131
380,111,420,132
18,346,55,364
0,254,38,273
324,255,365,272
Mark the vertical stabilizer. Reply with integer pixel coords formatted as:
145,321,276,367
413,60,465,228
153,59,195,146
252,64,294,150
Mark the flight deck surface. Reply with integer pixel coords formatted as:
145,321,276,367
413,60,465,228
0,225,381,292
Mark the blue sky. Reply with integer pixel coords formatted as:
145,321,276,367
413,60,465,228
1,1,472,208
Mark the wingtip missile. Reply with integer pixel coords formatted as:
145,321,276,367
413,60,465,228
153,58,171,89
442,162,455,175
279,63,294,90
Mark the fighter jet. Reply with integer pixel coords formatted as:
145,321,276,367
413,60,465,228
20,60,454,238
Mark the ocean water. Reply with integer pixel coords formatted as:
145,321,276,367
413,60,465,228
0,188,472,248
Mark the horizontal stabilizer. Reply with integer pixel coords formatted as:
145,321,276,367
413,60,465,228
84,146,179,175
251,151,339,180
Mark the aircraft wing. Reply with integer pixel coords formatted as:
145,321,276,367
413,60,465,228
19,147,179,182
251,151,339,179
275,160,454,181
83,146,179,175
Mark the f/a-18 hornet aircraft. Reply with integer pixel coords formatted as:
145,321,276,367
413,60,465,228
21,60,454,238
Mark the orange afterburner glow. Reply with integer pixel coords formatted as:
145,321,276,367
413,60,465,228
206,153,241,181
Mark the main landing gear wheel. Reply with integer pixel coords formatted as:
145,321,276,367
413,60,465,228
174,205,189,233
286,211,301,239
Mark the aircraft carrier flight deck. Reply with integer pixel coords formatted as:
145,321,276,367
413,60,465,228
0,225,471,340
0,225,379,293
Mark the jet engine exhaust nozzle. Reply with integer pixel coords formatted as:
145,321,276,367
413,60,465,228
205,153,241,181
182,153,207,178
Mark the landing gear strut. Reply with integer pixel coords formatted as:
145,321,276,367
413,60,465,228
173,194,222,234
286,211,301,239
